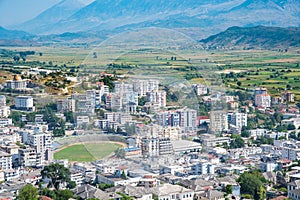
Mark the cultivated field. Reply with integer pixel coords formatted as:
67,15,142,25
1,45,299,101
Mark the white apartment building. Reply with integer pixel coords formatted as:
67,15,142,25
202,136,231,147
191,162,215,175
0,151,12,170
162,126,180,141
133,80,159,96
255,94,271,108
76,116,90,127
282,147,300,161
20,130,53,166
158,138,173,156
28,132,53,166
105,93,122,111
6,75,27,90
146,91,166,108
57,97,76,113
75,91,96,115
114,82,134,94
221,95,235,103
104,112,132,125
228,112,247,129
70,170,85,186
177,108,197,133
210,110,228,133
18,147,37,167
15,96,34,111
281,92,295,103
141,137,159,157
0,95,6,106
192,84,208,95
0,118,13,126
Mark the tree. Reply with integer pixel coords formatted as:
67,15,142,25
258,186,266,200
98,183,114,190
42,107,65,137
138,96,147,106
64,111,74,123
116,192,134,200
230,135,245,149
237,81,242,87
290,132,297,140
56,189,73,200
237,171,266,200
17,184,38,200
121,170,127,179
13,55,20,62
40,188,56,199
117,126,123,133
241,130,250,138
10,111,23,127
224,184,232,194
222,142,229,149
276,125,288,132
41,163,71,190
287,124,296,130
67,181,76,189
93,52,97,58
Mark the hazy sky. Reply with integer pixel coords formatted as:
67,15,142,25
0,0,94,27
0,0,61,27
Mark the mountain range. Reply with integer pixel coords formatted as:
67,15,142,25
200,26,300,49
1,0,299,48
10,0,300,39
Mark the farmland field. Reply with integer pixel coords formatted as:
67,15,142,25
1,46,300,101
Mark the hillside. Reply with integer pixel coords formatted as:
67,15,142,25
200,26,300,49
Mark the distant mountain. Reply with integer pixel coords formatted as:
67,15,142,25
0,26,107,46
14,0,300,39
200,26,300,49
0,26,33,40
0,27,36,46
14,0,87,34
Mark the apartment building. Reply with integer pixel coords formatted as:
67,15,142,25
15,96,35,111
209,110,228,133
228,112,247,129
6,75,27,90
192,84,208,95
255,94,271,108
0,151,12,170
57,97,76,113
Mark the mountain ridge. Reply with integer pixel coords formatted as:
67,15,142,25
200,26,300,49
9,0,300,37
14,0,87,34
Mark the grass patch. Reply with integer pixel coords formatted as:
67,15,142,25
54,143,122,162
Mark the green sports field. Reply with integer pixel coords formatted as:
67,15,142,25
54,143,122,162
